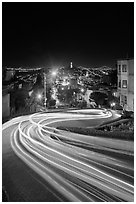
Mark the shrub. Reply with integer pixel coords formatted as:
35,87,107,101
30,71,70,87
121,111,134,119
57,126,134,141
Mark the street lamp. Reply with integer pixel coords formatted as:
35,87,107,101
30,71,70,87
52,70,57,76
111,102,116,108
37,94,42,99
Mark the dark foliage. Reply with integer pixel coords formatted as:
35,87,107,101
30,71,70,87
57,126,134,141
90,92,107,106
48,99,56,108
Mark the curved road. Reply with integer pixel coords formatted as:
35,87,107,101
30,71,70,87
2,109,134,202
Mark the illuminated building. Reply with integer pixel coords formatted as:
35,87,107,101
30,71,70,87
117,59,134,111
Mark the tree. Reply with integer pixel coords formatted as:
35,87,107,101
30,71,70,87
109,69,117,86
48,99,56,108
33,74,43,90
90,92,107,106
57,87,80,105
78,100,87,109
46,86,52,104
11,89,29,112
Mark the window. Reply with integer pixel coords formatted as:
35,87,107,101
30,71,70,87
118,80,121,88
124,96,127,104
121,95,127,105
122,80,127,88
121,95,127,106
118,65,121,73
122,64,127,72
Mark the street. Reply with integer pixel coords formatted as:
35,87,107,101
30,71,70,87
2,109,134,202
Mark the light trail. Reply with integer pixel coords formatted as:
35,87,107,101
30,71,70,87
3,109,134,202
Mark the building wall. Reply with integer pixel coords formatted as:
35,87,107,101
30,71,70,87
128,59,134,75
127,93,134,111
119,92,134,111
2,93,10,118
128,75,134,93
117,59,134,111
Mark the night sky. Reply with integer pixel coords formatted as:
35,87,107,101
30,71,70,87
2,2,134,68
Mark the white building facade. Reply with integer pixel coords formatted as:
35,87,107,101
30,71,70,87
117,59,134,111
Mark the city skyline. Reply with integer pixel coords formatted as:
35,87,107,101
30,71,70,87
2,2,134,69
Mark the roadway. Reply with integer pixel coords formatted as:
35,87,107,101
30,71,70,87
2,109,134,202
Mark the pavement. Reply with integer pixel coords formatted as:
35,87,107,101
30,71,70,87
2,109,134,202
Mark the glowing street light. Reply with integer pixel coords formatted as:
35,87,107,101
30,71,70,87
51,70,57,76
113,92,116,97
111,102,116,107
37,94,42,99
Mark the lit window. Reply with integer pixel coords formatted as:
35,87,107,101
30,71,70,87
122,80,127,88
122,64,127,72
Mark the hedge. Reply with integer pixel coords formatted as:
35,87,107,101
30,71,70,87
57,126,134,141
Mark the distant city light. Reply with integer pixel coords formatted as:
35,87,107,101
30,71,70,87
113,92,115,96
29,90,33,96
62,81,69,86
86,72,89,77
